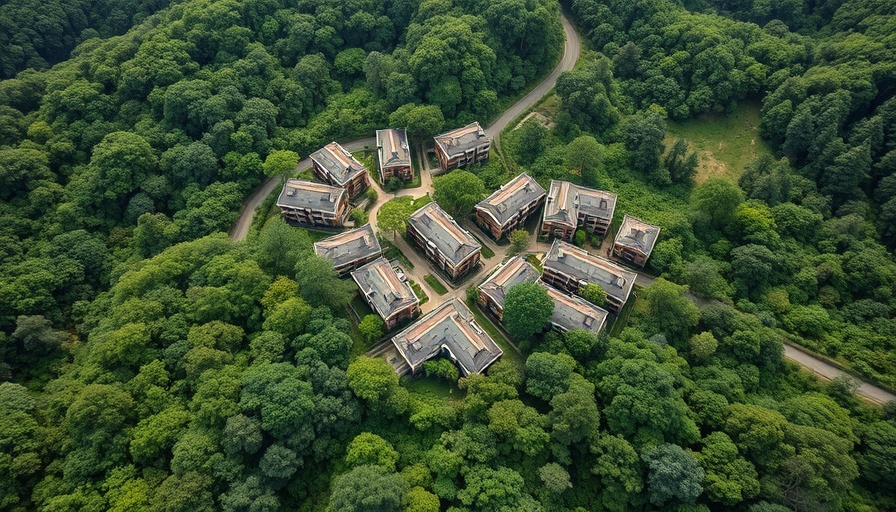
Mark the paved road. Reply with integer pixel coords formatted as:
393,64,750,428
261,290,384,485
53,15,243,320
227,8,894,406
783,344,895,404
229,137,374,242
486,14,580,143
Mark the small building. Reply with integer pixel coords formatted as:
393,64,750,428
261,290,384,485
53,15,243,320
407,202,481,281
478,256,541,321
612,214,661,268
376,128,413,183
391,298,503,376
474,173,546,240
310,142,369,197
433,122,490,173
541,240,637,314
351,257,420,329
277,179,348,228
539,282,609,334
541,180,617,241
313,224,382,275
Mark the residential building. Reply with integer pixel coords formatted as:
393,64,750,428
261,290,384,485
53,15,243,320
391,298,503,376
541,240,637,314
541,180,617,241
474,173,546,240
539,282,609,334
612,214,661,268
313,224,382,275
351,257,420,329
376,128,412,183
407,202,481,281
276,179,348,228
433,122,490,173
309,141,369,197
478,256,541,321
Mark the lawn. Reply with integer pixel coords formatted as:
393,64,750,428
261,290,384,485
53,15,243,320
349,294,374,319
302,228,335,243
408,279,429,304
402,374,465,401
608,286,640,338
467,231,496,259
665,100,775,183
424,274,448,295
526,254,543,273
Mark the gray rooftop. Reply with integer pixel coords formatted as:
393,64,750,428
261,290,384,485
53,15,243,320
277,179,346,214
313,224,381,268
376,129,411,169
614,214,661,257
408,202,481,266
391,298,502,376
475,173,546,228
478,256,540,311
544,240,637,304
434,122,489,158
351,257,418,321
310,142,367,187
544,180,617,227
540,282,609,334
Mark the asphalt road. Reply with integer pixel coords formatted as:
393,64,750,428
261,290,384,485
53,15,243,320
227,8,894,406
485,14,580,140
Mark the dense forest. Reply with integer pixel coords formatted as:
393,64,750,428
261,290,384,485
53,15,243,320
1,0,896,510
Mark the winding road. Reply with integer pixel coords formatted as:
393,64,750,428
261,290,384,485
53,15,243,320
227,10,894,406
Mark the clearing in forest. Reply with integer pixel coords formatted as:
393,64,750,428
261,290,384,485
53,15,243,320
666,100,775,183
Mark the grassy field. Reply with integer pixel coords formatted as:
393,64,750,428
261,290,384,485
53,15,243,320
424,274,448,295
408,279,429,304
402,374,464,400
666,100,775,183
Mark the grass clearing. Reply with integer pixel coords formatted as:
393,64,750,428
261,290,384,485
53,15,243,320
666,100,774,184
402,374,464,400
608,286,640,337
408,279,429,304
424,274,448,295
350,294,374,319
526,254,543,273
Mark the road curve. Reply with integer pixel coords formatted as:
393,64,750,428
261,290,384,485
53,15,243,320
230,12,580,243
229,137,373,242
485,13,580,138
225,9,894,407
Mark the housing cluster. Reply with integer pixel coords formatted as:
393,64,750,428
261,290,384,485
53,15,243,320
274,122,660,378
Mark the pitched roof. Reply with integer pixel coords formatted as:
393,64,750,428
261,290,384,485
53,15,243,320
391,298,502,375
351,257,418,321
614,214,661,258
376,129,411,169
313,224,381,268
408,202,481,266
478,256,540,311
543,240,637,304
475,173,546,228
277,179,346,214
543,180,617,227
434,122,489,158
310,142,367,187
540,282,609,334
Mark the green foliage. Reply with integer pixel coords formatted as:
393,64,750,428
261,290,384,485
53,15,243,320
508,229,529,255
642,443,705,506
580,283,607,307
330,465,407,512
424,358,459,383
345,433,400,471
358,315,385,344
432,171,485,218
503,282,553,340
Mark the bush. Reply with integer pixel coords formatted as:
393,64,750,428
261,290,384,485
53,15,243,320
351,209,369,225
573,229,586,247
385,177,402,192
